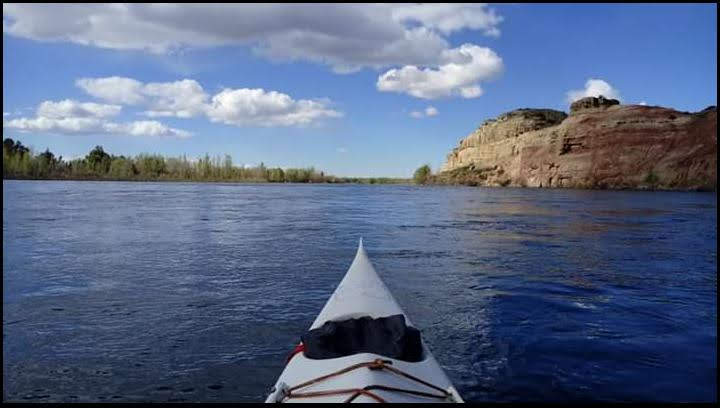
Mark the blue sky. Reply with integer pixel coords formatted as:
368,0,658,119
3,4,717,177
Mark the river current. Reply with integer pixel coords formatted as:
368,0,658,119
3,180,717,402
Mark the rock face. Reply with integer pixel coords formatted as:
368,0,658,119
438,96,717,190
570,95,620,114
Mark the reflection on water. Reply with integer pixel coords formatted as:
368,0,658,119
3,181,717,402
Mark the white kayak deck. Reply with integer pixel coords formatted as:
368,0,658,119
265,239,463,403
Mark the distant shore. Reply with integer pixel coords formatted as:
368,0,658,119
2,175,411,185
3,138,409,185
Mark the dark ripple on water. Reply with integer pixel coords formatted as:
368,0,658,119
2,181,717,402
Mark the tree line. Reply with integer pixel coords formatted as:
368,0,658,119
2,138,408,184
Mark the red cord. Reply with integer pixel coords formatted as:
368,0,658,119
286,342,305,363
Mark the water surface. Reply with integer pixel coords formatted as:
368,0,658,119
3,180,717,402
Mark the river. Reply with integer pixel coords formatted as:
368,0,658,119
2,180,717,402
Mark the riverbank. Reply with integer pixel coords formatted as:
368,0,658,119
3,138,409,185
2,175,411,184
426,164,716,192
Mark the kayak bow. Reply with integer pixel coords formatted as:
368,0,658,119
265,239,464,403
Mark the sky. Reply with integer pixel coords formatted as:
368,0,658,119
2,3,717,178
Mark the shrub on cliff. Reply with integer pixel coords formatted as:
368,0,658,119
413,164,431,185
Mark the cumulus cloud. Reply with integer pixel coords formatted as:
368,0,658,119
36,99,122,119
4,116,190,139
638,101,647,106
254,24,450,72
378,44,503,99
76,77,145,105
4,116,106,134
74,76,341,127
3,4,504,71
409,106,439,119
142,79,209,118
206,88,342,127
391,3,503,37
3,99,191,138
103,120,191,138
566,78,621,104
76,77,207,118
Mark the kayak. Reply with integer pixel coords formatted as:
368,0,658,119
265,239,464,403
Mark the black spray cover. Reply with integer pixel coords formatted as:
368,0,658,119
301,314,423,362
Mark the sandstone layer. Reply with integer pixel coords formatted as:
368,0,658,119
437,97,717,190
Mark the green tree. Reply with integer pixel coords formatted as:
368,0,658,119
2,137,367,184
36,148,57,177
3,138,16,154
197,154,212,179
136,154,166,178
86,146,112,175
223,154,233,180
3,138,31,177
3,138,29,156
413,164,431,185
109,157,136,178
39,148,55,164
268,167,285,182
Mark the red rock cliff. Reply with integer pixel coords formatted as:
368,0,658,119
438,96,717,190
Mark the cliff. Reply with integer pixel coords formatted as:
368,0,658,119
437,96,717,191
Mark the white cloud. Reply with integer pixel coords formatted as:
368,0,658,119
206,88,342,127
409,106,439,119
459,86,482,98
391,3,503,37
4,116,105,134
336,147,348,153
3,4,504,72
3,112,9,117
3,99,191,138
76,76,145,105
76,76,341,127
254,24,450,72
4,116,190,139
638,101,647,106
104,120,191,139
142,79,208,118
76,77,207,118
566,78,621,104
377,44,503,99
36,99,122,119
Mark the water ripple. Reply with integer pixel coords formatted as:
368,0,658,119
3,181,717,402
